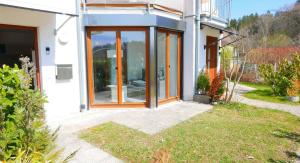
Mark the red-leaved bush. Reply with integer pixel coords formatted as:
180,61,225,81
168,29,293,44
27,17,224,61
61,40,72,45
208,73,225,101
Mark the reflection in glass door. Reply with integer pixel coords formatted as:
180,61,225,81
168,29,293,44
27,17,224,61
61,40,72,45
157,32,167,100
169,34,178,97
87,28,148,107
91,31,118,104
157,30,181,103
121,31,147,103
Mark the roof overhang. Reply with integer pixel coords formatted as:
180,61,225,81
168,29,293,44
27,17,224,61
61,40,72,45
83,14,186,31
0,2,78,16
200,22,239,36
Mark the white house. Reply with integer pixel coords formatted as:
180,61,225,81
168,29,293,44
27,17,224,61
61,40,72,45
0,0,231,122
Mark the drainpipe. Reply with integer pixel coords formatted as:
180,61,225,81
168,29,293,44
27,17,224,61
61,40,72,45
146,3,151,14
76,0,88,112
228,0,231,24
194,0,201,94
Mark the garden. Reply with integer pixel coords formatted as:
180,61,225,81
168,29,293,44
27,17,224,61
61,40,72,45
0,57,75,162
80,103,300,162
241,54,300,105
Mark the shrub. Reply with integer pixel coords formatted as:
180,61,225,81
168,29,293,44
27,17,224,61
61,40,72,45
287,80,299,97
208,73,225,101
0,57,62,162
197,71,210,94
259,54,300,96
217,82,225,97
221,46,234,70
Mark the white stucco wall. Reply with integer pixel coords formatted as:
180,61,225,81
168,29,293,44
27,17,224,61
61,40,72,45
182,0,196,101
0,0,76,15
182,23,222,101
85,8,182,20
199,27,221,72
0,6,81,121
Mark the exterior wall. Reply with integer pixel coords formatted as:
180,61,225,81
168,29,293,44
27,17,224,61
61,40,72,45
182,0,196,101
0,0,76,15
84,8,182,20
85,0,184,12
199,27,221,72
0,0,230,120
200,17,228,28
0,6,81,121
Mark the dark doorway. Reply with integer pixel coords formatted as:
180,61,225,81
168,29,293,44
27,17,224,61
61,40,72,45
0,24,40,88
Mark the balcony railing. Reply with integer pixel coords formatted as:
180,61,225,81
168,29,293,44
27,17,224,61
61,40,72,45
201,0,231,23
85,0,184,12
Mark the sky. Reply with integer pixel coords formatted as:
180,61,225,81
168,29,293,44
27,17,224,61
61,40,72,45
232,0,297,19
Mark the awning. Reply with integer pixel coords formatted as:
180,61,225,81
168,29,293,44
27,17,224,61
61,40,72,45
201,22,245,49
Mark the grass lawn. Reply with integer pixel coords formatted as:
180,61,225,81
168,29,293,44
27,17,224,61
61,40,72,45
80,103,300,162
240,82,300,105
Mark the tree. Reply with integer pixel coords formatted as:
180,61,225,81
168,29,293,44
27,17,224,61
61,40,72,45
266,34,293,47
222,46,248,103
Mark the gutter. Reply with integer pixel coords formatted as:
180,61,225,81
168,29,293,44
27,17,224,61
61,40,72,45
194,0,201,94
76,0,87,112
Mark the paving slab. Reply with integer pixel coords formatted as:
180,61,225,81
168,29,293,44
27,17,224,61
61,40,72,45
110,101,212,135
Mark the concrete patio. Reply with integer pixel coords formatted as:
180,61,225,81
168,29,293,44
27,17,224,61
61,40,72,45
51,101,212,162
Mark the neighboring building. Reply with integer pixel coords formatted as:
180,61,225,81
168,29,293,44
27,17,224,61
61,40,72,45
0,0,231,121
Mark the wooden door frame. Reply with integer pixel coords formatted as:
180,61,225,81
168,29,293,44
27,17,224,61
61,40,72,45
157,29,182,105
86,26,149,108
0,24,41,89
206,36,218,83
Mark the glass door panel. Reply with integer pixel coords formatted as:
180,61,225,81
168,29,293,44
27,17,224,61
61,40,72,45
91,31,118,103
169,34,178,97
121,31,146,103
157,32,167,100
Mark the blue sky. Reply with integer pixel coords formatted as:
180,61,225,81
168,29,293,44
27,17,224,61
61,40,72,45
232,0,297,19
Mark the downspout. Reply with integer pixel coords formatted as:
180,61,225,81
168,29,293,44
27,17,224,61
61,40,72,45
146,3,151,14
194,0,201,94
76,0,87,112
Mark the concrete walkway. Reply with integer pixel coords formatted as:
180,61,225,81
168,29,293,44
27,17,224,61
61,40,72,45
232,84,300,117
50,101,212,163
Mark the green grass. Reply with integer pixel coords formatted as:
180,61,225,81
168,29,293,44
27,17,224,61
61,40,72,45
240,82,300,105
80,103,300,162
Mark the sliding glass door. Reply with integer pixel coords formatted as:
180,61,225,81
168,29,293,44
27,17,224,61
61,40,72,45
121,31,147,103
87,27,148,107
90,31,118,104
157,29,181,103
157,32,167,100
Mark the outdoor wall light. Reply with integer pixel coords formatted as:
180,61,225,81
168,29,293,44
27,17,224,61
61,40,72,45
46,47,50,55
200,24,204,30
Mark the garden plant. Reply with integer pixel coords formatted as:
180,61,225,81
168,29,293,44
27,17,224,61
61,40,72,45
0,57,75,162
197,71,210,95
259,54,300,96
